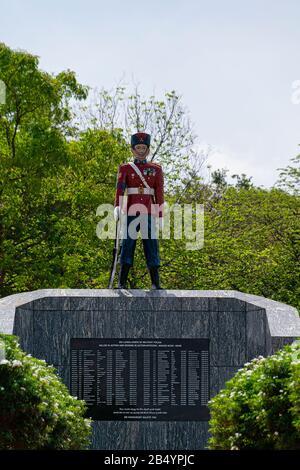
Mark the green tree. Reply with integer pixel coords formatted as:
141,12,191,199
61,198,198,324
1,125,129,295
1,42,299,311
275,153,300,195
158,186,300,311
75,82,210,193
0,43,87,295
231,173,254,189
211,168,228,190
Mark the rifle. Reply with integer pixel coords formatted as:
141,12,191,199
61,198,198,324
108,215,121,289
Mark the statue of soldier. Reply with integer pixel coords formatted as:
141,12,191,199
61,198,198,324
114,132,164,289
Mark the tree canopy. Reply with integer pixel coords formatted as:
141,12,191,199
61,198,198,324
0,42,299,312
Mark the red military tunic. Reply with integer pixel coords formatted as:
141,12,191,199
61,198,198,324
114,158,164,218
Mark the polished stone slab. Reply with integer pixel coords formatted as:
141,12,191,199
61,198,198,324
0,288,299,450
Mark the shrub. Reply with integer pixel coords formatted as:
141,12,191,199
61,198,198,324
208,340,300,449
0,334,92,449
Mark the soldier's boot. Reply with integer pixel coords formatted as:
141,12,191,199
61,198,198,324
118,263,131,289
149,266,162,290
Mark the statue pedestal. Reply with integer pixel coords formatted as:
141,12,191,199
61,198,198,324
1,289,299,450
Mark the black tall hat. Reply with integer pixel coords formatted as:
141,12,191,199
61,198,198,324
131,132,151,147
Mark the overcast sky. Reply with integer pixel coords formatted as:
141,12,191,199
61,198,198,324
2,0,300,188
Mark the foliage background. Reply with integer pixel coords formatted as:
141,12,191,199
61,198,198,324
0,42,299,312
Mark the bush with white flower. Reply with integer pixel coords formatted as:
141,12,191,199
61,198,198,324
0,334,92,449
208,340,300,449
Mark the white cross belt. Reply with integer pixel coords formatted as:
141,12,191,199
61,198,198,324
127,187,155,195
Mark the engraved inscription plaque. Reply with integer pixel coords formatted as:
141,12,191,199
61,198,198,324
70,338,210,421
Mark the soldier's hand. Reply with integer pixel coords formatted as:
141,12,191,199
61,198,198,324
114,206,120,222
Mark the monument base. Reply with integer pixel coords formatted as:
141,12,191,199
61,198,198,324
1,289,299,450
